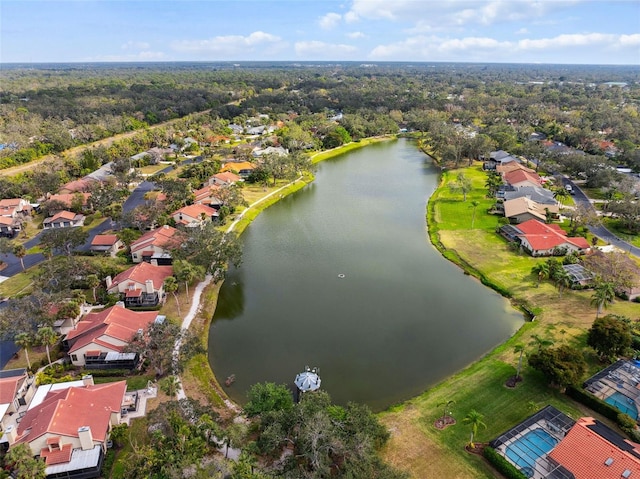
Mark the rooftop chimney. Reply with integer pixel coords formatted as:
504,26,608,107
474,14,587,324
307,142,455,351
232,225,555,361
105,275,113,288
81,374,94,387
145,279,154,294
77,426,93,450
4,425,17,445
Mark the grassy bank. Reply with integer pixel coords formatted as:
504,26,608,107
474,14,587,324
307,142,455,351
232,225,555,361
380,161,638,478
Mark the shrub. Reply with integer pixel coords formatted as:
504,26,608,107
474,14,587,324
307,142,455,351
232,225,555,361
566,385,620,422
483,447,528,479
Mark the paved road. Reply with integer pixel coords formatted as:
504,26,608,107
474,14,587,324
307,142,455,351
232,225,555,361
562,177,640,258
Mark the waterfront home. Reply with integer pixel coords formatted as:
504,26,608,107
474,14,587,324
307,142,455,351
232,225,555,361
502,197,558,224
499,219,590,256
63,303,160,367
4,376,127,479
129,225,180,264
172,203,219,228
105,262,173,308
0,369,35,435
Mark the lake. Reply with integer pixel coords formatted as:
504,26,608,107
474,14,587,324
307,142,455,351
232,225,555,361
209,138,523,411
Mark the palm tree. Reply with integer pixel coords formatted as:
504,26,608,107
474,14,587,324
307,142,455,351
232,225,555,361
514,344,525,380
14,332,33,371
529,334,554,352
437,399,455,420
591,281,615,318
470,200,480,228
13,244,26,270
164,276,180,316
36,326,58,368
553,187,570,206
531,262,550,287
174,260,204,304
86,274,100,303
463,409,486,448
552,267,572,297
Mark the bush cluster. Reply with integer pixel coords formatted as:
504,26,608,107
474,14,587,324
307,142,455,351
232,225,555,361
483,447,528,479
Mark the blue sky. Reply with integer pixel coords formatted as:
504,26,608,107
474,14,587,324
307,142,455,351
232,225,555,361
1,0,639,64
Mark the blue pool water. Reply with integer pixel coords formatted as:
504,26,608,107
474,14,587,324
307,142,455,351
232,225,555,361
606,391,638,420
505,429,558,478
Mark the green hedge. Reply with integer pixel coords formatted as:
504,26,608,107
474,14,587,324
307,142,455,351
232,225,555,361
565,385,621,422
82,369,133,378
483,447,528,479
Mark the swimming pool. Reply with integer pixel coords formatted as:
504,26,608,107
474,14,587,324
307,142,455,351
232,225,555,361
505,428,558,478
606,391,638,420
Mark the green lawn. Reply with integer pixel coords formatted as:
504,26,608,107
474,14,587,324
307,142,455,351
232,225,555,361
602,218,640,248
381,163,638,478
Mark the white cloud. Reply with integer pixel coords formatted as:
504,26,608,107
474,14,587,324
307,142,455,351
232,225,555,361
347,31,367,39
172,31,286,56
121,41,150,51
516,28,529,35
319,12,342,30
294,41,357,58
369,31,639,62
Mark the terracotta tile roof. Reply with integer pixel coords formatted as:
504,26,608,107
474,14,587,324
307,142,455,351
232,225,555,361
59,178,96,193
0,373,25,404
193,185,221,204
125,289,142,298
549,417,640,479
47,193,91,207
221,161,255,173
41,442,73,465
515,219,590,251
90,234,119,246
130,225,181,254
65,304,158,353
108,262,173,292
496,162,535,174
212,172,240,184
16,381,126,446
0,216,15,226
0,198,23,208
172,203,218,221
48,210,78,222
504,169,542,186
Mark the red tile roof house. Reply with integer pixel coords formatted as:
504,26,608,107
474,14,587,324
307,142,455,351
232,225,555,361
89,234,124,257
193,184,223,209
208,171,241,187
171,203,219,228
3,376,127,478
503,169,543,189
0,215,22,238
491,406,640,479
106,262,173,308
0,369,36,435
63,303,160,368
58,177,97,194
129,224,181,265
503,219,590,257
0,198,32,218
221,160,256,178
42,210,85,229
46,192,92,211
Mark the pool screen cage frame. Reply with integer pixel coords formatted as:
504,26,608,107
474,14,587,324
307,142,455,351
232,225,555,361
489,405,576,479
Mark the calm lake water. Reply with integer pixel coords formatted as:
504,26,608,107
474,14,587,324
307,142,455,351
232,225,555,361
209,139,523,411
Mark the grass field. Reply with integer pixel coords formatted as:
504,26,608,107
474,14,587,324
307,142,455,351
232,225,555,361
380,162,640,478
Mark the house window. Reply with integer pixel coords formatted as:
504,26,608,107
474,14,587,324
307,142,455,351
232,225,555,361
132,253,137,259
71,354,78,362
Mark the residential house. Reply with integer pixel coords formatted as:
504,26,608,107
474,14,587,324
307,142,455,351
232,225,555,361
43,210,85,229
129,225,181,264
503,169,543,189
0,369,35,434
0,216,21,238
490,405,640,479
221,161,256,178
89,234,124,257
501,186,557,205
49,302,83,336
106,262,173,308
5,376,127,479
495,161,535,176
483,150,520,170
0,198,32,218
172,203,219,228
252,146,288,157
63,303,160,367
503,197,559,224
209,171,241,187
193,185,223,209
46,193,91,211
500,218,590,256
246,125,266,136
58,178,97,194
